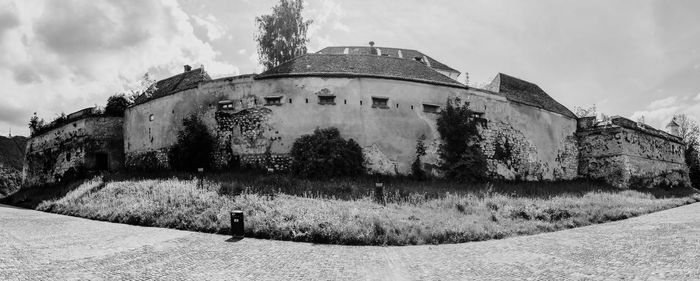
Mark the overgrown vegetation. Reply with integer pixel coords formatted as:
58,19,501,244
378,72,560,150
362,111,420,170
104,94,131,116
169,114,216,172
34,173,699,246
411,135,427,180
436,98,488,182
671,114,700,188
289,128,364,179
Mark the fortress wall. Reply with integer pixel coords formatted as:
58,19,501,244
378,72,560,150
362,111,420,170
123,77,254,169
463,89,579,180
124,75,579,179
242,77,465,175
577,117,689,188
23,117,123,186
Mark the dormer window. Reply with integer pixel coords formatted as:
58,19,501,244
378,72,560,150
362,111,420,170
218,100,235,110
264,96,283,106
372,97,389,109
318,95,336,105
423,103,440,114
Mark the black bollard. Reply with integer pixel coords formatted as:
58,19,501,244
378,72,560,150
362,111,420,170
374,182,385,205
197,168,204,188
230,210,244,238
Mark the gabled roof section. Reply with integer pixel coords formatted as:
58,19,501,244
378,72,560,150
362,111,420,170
317,46,460,74
488,73,577,119
134,67,211,105
255,54,465,88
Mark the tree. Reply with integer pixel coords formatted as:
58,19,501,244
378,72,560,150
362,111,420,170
127,73,157,102
573,104,597,118
255,0,313,70
672,114,699,148
411,134,427,180
169,114,216,171
673,114,700,188
686,144,700,188
436,98,488,182
28,112,44,137
289,128,364,179
105,94,131,116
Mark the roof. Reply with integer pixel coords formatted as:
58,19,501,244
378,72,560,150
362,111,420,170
134,68,211,105
255,53,465,88
487,73,577,119
317,46,460,74
666,119,680,127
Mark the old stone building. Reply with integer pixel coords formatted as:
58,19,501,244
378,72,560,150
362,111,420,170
123,46,580,181
577,116,689,188
23,108,124,186
25,44,691,188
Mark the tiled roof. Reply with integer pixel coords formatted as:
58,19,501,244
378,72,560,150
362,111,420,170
317,46,460,74
134,68,211,105
489,73,577,119
256,54,465,88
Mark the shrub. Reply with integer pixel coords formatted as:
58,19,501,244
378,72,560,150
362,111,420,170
169,114,216,171
105,94,131,116
686,145,700,188
436,98,488,182
289,127,364,179
411,135,427,180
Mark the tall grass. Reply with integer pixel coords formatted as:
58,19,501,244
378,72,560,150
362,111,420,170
37,175,700,246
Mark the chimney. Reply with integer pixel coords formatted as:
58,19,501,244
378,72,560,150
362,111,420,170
184,65,192,72
369,41,377,55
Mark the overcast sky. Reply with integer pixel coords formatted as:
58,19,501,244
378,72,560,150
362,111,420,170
1,0,699,136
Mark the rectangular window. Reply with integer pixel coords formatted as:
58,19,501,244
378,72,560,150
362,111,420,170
423,103,440,113
264,96,282,106
218,100,234,110
372,97,389,109
318,95,336,105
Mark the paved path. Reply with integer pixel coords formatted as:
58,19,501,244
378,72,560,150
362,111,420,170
1,204,699,281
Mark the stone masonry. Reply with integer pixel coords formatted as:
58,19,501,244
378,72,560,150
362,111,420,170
577,116,689,188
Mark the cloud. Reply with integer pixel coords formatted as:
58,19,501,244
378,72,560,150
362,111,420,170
0,0,238,136
192,14,226,41
647,96,679,109
695,92,700,101
631,94,700,129
0,102,27,127
305,0,348,51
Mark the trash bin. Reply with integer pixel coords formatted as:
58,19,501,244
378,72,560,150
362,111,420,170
230,210,244,238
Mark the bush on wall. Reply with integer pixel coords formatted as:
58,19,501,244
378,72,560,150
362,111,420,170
436,98,488,182
170,114,216,172
105,94,132,117
289,127,364,179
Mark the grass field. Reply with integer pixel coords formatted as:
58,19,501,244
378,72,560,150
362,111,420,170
30,172,700,246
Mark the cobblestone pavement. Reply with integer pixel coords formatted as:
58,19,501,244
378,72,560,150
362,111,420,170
1,203,699,281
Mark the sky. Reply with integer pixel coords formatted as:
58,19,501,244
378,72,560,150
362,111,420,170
0,0,699,136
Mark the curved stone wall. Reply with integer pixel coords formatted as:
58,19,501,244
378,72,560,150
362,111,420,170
124,75,578,179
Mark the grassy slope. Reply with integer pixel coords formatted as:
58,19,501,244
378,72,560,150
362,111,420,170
36,175,700,246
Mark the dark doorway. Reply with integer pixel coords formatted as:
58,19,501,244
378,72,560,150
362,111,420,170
95,153,109,171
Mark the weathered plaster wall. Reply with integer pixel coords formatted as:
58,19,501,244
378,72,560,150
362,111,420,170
124,75,578,180
577,117,689,188
463,89,579,181
23,117,124,186
123,76,254,169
